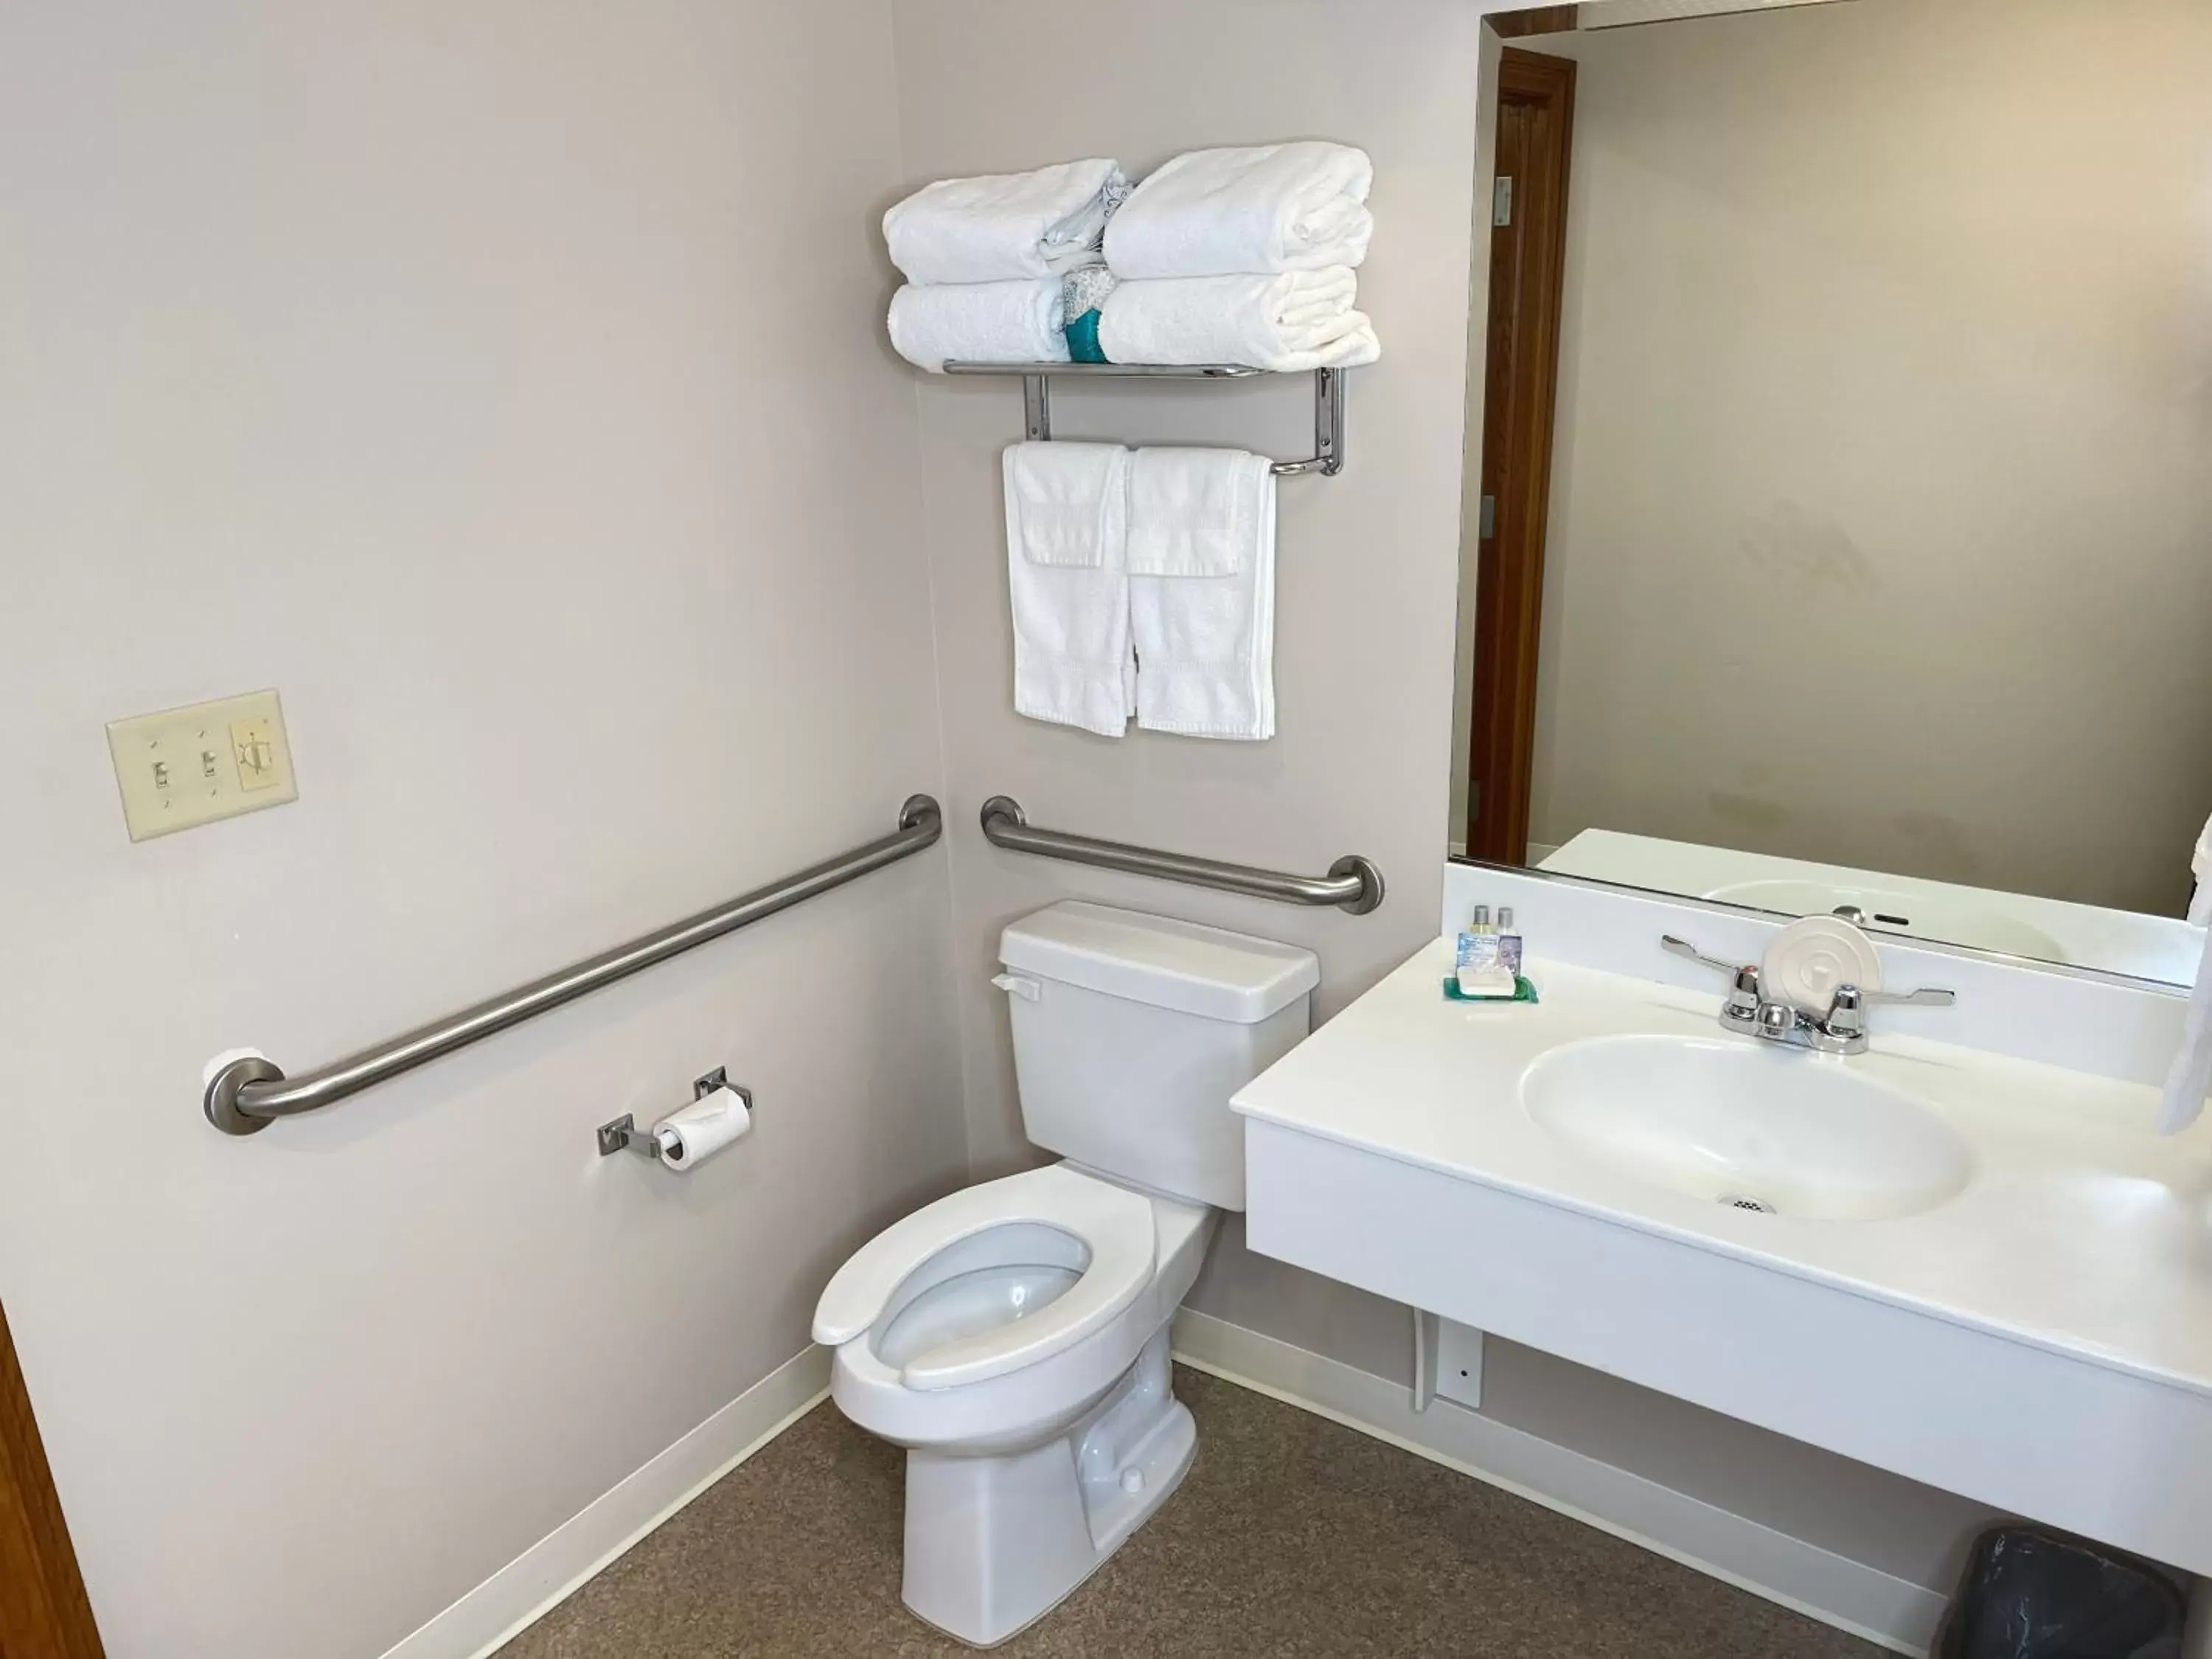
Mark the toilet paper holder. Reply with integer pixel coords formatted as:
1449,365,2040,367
597,1068,751,1162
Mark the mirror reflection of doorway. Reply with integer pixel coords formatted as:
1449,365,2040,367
1465,44,1577,865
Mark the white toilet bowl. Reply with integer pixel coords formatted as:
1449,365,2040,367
813,1161,1217,1646
813,902,1317,1648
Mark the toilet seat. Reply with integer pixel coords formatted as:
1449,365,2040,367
813,1164,1158,1392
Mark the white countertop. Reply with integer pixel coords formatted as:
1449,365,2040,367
1233,939,2212,1397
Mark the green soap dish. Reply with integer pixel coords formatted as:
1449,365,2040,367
1442,975,1540,1006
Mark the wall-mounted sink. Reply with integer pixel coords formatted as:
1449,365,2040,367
1520,1034,1975,1222
1234,928,2212,1583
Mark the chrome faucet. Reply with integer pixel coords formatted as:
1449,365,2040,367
1660,935,1955,1057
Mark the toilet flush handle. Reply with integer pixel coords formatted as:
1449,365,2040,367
991,973,1043,1003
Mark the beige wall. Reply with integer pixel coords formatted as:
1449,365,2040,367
1523,0,2212,915
891,0,1483,1173
0,4,969,1655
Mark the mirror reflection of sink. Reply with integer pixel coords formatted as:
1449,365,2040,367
1520,1034,1973,1222
1704,878,2070,964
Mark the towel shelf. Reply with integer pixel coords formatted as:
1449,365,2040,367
942,362,1346,478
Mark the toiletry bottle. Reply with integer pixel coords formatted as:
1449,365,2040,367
1457,905,1513,998
1497,907,1523,986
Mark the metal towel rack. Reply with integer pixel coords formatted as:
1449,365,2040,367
942,362,1346,478
202,796,944,1135
978,795,1383,915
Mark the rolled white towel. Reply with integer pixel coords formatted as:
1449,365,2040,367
884,159,1127,286
1098,269,1381,374
888,279,1069,372
1105,142,1374,279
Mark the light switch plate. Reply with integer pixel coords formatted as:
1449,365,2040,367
107,689,299,841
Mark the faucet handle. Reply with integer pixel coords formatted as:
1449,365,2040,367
1661,936,1761,1022
1826,981,1956,1040
1661,935,1753,980
1835,983,1957,1010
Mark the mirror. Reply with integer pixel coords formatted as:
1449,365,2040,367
1451,0,2212,986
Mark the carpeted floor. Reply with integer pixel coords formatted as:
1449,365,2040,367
496,1366,1887,1658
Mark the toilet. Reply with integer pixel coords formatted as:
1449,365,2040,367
811,900,1318,1647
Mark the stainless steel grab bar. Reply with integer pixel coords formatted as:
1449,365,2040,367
978,796,1383,916
204,795,944,1135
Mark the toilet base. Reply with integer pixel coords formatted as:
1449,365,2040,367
900,1327,1194,1649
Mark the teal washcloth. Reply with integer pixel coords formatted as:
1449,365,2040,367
1441,975,1540,1006
1061,265,1118,364
1065,310,1107,363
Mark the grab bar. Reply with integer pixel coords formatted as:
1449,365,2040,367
204,795,944,1135
978,796,1383,916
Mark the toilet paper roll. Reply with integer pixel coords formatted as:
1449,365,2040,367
653,1088,751,1171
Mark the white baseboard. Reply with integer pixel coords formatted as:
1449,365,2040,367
380,1343,832,1659
1171,1310,1944,1658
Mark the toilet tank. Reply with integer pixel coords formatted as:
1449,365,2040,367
996,902,1320,1210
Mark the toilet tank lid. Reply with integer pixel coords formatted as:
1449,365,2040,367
998,901,1320,1024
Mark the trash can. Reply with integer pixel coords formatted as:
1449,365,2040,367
1934,1526,2185,1659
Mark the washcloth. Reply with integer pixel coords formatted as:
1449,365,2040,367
1062,264,1120,364
2156,812,2212,1134
1105,142,1374,278
1098,269,1380,373
1004,442,1135,737
888,279,1068,371
885,159,1128,285
1127,448,1276,740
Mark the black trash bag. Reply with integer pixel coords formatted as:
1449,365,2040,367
1934,1526,2185,1659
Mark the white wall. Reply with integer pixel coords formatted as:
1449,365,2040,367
1523,0,2212,915
0,4,969,1656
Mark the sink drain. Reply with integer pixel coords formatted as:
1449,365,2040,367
1718,1194,1775,1214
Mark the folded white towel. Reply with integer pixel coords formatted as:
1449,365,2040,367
885,159,1127,285
2157,811,2212,1134
1098,270,1380,373
1128,449,1276,741
888,279,1068,372
1105,142,1374,279
1004,442,1134,737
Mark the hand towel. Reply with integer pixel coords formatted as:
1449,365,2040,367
885,159,1128,285
1004,442,1134,737
1127,448,1276,740
2157,811,2212,1134
1098,269,1380,373
1105,142,1374,278
888,279,1069,371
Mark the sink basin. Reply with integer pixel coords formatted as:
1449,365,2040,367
1520,1035,1973,1222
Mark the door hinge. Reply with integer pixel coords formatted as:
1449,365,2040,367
1468,780,1483,819
1493,176,1514,228
1480,494,1498,540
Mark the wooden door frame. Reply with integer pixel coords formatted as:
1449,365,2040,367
1489,5,1579,38
1,1299,105,1658
1465,46,1577,865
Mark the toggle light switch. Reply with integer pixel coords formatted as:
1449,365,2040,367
106,689,299,841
